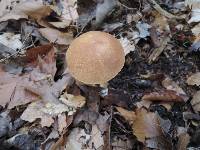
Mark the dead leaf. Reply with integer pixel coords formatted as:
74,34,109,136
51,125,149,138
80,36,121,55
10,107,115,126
88,125,104,149
146,136,172,150
192,23,200,37
0,0,52,24
133,108,162,142
0,66,40,109
96,113,110,133
116,107,136,124
8,77,40,109
23,44,53,63
15,1,52,22
58,113,67,134
95,0,116,26
50,0,78,27
162,77,186,95
0,82,16,107
185,0,200,23
136,22,151,39
148,37,169,64
142,90,185,102
136,100,152,109
187,72,200,86
59,93,86,109
177,132,190,150
65,127,90,150
119,37,135,56
39,28,73,45
0,33,23,51
117,107,162,142
20,101,54,127
151,12,170,32
148,0,182,19
191,90,200,112
112,136,134,150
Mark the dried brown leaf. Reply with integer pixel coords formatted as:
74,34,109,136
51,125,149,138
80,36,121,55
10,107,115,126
177,133,190,150
117,107,162,142
20,101,54,127
116,107,136,123
39,28,73,45
187,72,200,86
142,90,185,102
23,44,53,63
133,108,162,142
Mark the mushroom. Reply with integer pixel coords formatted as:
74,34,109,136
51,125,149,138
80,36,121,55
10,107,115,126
66,31,125,84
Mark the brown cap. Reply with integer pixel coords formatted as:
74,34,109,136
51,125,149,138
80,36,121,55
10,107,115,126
66,31,125,84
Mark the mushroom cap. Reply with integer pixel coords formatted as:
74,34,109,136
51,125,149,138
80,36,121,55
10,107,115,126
66,31,125,84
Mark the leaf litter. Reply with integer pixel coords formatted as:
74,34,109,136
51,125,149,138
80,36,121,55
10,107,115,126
0,0,200,149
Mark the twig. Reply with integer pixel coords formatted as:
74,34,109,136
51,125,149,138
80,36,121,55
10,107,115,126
117,0,137,10
147,0,183,19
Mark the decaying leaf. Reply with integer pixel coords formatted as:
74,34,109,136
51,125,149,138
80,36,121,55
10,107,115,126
142,90,185,102
64,127,90,150
50,0,78,27
187,72,200,86
58,113,67,134
112,136,134,150
0,33,23,51
133,108,162,142
185,0,200,23
0,0,52,23
117,107,162,142
148,37,169,64
95,0,116,26
59,92,86,115
146,136,172,150
151,12,170,32
136,100,152,109
192,23,200,37
119,37,135,56
39,28,73,45
162,77,186,95
191,90,200,112
65,125,104,150
116,107,136,123
23,44,53,63
20,101,54,127
88,125,104,149
0,82,17,107
177,132,190,150
136,22,151,39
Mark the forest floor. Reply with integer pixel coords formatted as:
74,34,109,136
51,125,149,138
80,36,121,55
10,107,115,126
0,0,200,150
